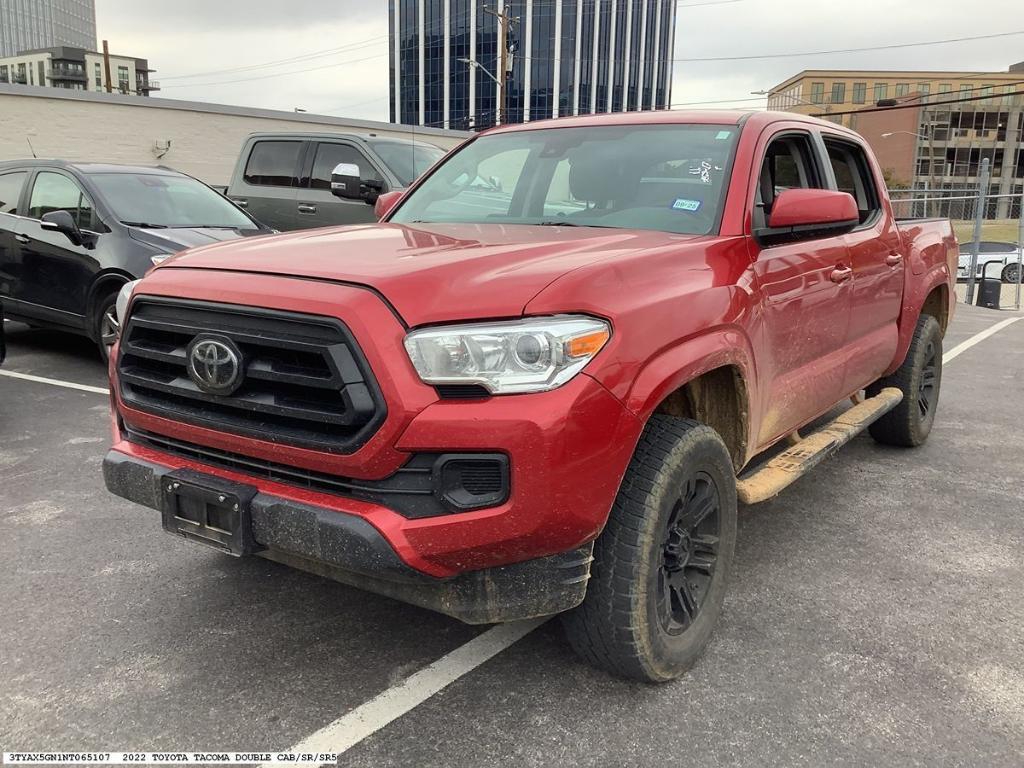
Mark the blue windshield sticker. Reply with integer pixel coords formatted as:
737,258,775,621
671,198,702,212
715,130,732,140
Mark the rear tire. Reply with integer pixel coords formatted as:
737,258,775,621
92,290,120,362
1002,263,1021,284
561,415,737,682
867,314,942,447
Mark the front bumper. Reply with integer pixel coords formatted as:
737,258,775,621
103,450,594,624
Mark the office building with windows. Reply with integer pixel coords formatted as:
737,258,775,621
0,0,96,57
0,46,158,95
766,63,1024,215
389,0,677,130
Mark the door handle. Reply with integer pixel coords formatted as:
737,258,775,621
15,234,30,244
232,198,248,208
885,253,903,267
829,265,853,283
297,204,317,214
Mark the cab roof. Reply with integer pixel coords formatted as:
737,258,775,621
483,109,857,138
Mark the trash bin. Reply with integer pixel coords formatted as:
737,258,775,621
976,277,1002,309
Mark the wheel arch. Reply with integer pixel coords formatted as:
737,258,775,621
920,281,950,335
86,269,134,337
626,328,756,470
884,269,953,377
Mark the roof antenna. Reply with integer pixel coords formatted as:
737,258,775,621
26,136,37,159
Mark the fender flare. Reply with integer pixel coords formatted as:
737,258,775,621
885,266,951,377
625,326,757,466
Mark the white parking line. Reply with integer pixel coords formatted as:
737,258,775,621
943,316,1022,364
0,369,109,395
263,618,547,766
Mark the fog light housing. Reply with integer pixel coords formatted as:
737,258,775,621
433,454,510,511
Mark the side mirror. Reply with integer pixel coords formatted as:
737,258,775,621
759,189,859,244
374,190,403,220
40,210,88,247
330,163,363,201
331,163,384,205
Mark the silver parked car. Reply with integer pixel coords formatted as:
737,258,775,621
958,241,1022,283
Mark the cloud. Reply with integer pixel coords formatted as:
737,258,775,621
95,0,1024,121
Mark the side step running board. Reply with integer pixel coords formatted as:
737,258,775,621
736,387,904,505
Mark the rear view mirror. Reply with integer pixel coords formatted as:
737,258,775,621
757,189,859,245
330,163,362,200
40,210,89,247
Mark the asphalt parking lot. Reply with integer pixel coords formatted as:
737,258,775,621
2,304,1023,767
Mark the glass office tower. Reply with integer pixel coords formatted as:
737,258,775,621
0,0,97,58
389,0,676,130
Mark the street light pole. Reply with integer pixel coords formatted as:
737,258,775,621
458,57,503,127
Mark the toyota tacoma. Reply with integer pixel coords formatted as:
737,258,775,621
103,111,957,682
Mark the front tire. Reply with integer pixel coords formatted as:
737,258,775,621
562,415,737,682
1002,262,1021,284
867,314,942,447
92,291,120,362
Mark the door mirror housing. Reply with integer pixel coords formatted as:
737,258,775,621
374,190,404,220
331,163,384,205
757,189,860,245
40,210,92,247
330,163,363,201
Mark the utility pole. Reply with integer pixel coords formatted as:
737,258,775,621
484,5,516,126
965,156,991,306
102,39,113,93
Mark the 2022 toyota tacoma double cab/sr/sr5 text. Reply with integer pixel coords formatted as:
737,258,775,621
104,111,956,682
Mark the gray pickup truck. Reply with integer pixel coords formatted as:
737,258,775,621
225,132,446,231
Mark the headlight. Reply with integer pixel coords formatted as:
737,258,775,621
115,280,140,324
404,315,611,394
150,254,174,266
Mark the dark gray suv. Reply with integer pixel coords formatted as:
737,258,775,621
225,132,447,231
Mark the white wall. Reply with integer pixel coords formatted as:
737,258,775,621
0,84,470,186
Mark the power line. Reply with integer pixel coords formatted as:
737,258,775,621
159,51,389,88
673,29,1024,62
160,36,389,80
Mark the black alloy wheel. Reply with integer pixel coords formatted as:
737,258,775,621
657,472,721,634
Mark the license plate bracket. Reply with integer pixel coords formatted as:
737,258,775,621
160,470,262,556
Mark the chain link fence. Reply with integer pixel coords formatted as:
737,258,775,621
889,181,1023,312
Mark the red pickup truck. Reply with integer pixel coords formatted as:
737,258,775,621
104,111,956,682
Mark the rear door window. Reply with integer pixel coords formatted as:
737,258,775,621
243,141,302,187
0,171,26,215
308,143,382,190
824,139,881,225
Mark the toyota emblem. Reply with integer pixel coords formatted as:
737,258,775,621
187,336,243,396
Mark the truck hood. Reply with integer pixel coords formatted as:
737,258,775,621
157,223,705,326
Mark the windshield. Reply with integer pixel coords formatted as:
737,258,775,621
89,172,259,230
370,141,446,186
389,124,739,235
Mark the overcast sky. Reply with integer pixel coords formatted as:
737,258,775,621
95,0,1024,123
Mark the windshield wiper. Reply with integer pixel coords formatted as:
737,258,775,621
537,221,618,229
120,220,168,229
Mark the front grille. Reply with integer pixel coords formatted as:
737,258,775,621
118,298,385,453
